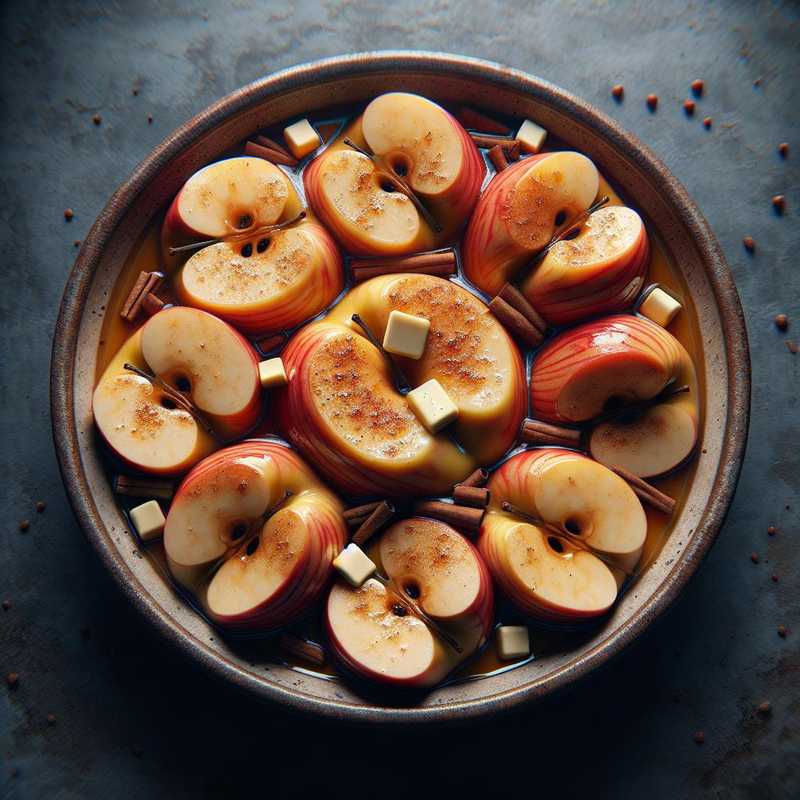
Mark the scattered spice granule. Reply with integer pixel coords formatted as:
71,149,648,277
693,731,705,745
147,114,153,124
64,208,74,221
757,701,772,715
6,673,19,689
46,713,57,726
36,501,46,513
786,341,798,354
92,114,102,125
2,600,10,611
132,88,139,96
703,117,712,129
646,94,658,111
774,315,788,331
778,143,789,158
612,84,624,101
73,240,81,248
771,574,779,583
754,77,762,87
19,520,29,532
767,524,777,535
683,99,695,116
743,236,755,252
772,195,785,214
750,552,760,564
691,79,704,96
777,625,788,638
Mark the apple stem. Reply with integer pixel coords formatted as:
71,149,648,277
350,314,411,394
372,572,464,654
122,363,216,438
500,501,636,578
539,195,611,258
342,138,443,233
168,209,308,255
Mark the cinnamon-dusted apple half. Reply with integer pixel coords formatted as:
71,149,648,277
480,449,647,622
277,274,526,497
165,440,346,631
163,156,344,335
519,205,650,326
93,306,262,475
531,314,699,478
325,517,494,688
461,152,600,297
304,92,485,255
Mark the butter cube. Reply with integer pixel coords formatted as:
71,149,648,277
640,287,682,328
333,543,376,587
130,500,165,542
516,119,548,154
259,357,287,388
496,626,530,660
382,310,431,359
283,119,321,159
406,379,459,434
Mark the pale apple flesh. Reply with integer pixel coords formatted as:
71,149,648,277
520,205,650,326
92,307,261,475
462,152,600,297
277,275,526,497
175,219,344,336
304,92,484,255
480,449,647,620
165,440,346,631
325,517,494,687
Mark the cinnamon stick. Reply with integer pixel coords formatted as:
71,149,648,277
499,283,547,335
469,133,521,151
257,333,287,354
460,468,489,489
455,106,510,135
351,250,456,283
412,500,484,536
120,271,149,320
121,272,164,323
489,296,544,347
521,418,582,448
488,145,509,172
277,633,325,667
343,501,381,522
611,466,676,516
113,475,175,501
453,484,490,509
141,292,165,317
254,134,291,157
352,500,395,546
506,140,522,161
244,140,298,167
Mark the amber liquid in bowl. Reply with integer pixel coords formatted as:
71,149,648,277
94,107,703,684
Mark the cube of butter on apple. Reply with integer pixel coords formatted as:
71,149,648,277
129,500,165,542
516,119,548,153
283,119,321,159
406,379,459,434
640,287,682,328
333,543,376,587
496,626,530,660
259,357,288,388
382,310,431,359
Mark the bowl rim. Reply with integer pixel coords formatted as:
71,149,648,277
50,50,750,724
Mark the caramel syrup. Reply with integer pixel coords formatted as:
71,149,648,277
95,107,704,686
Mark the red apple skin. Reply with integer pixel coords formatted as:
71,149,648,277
480,449,616,623
522,214,650,326
174,220,345,337
303,111,485,256
461,155,550,297
530,314,690,424
168,440,346,632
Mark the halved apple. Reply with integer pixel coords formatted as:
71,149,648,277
164,440,346,631
304,92,485,255
520,205,650,326
462,152,600,297
174,219,344,336
480,449,647,621
92,306,262,475
325,517,494,687
277,275,526,497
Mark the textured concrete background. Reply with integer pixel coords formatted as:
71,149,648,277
1,1,798,797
